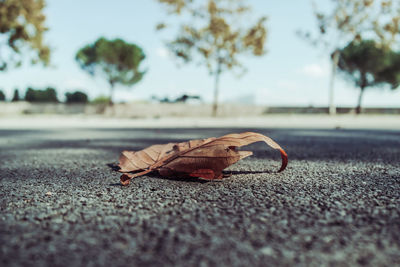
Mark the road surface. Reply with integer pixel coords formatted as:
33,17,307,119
0,126,399,266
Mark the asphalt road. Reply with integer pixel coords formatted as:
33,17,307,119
0,127,399,266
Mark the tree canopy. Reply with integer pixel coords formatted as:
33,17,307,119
65,91,88,104
303,0,400,114
312,0,400,49
24,87,58,102
0,0,50,71
337,39,400,113
156,0,268,116
75,37,146,104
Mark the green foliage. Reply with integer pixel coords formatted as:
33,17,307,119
65,91,88,103
75,37,146,103
90,96,111,105
0,90,5,101
24,87,58,102
338,40,400,89
375,53,400,89
337,40,400,113
0,0,50,71
11,89,20,101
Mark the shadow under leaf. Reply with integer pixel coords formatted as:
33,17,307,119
107,162,273,185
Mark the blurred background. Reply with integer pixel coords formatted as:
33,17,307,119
1,0,399,118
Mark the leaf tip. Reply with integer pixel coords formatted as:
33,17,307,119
120,174,131,186
278,148,288,172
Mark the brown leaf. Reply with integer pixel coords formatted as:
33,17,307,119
117,132,288,186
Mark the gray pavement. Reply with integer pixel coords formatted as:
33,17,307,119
0,127,399,266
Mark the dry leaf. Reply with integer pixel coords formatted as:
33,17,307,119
117,132,288,185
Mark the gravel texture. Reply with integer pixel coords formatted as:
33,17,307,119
0,127,399,266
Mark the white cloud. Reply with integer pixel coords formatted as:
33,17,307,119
156,47,170,59
299,63,329,78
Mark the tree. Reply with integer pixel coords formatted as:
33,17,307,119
11,89,19,101
0,90,5,101
75,37,146,105
65,91,88,103
304,0,400,115
337,40,400,114
156,0,267,116
0,0,50,71
24,87,58,102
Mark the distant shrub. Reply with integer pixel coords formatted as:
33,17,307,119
65,91,88,103
0,90,5,101
152,94,202,103
91,96,110,105
25,87,58,102
11,89,19,102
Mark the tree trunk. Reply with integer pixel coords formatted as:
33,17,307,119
329,50,340,115
212,60,222,117
109,82,115,106
107,81,116,116
356,87,365,114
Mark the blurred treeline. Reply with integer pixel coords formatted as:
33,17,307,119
0,87,95,104
1,0,399,115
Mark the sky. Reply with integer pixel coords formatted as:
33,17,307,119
1,0,400,107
